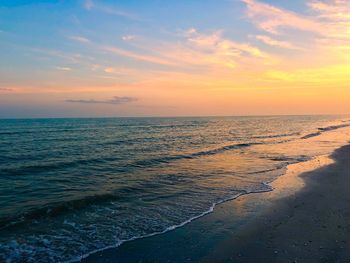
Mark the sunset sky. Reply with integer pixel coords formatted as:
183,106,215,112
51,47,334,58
0,0,350,117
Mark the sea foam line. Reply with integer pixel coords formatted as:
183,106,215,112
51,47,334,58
68,186,275,263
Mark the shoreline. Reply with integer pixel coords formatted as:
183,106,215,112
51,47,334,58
80,143,347,262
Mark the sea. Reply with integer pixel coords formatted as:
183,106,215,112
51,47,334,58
1,115,350,262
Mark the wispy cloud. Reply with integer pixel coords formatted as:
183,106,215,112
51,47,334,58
66,96,138,105
83,0,139,20
0,87,12,91
308,0,350,20
65,23,273,72
242,0,320,34
116,29,272,70
308,0,350,38
102,46,177,66
255,35,300,49
122,35,136,41
103,67,135,75
69,36,90,43
31,48,83,63
66,33,176,67
242,0,350,39
104,67,120,74
56,66,72,71
171,29,272,67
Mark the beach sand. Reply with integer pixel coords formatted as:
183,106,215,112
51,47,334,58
81,144,350,262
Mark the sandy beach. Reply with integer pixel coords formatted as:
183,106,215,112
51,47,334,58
82,144,350,263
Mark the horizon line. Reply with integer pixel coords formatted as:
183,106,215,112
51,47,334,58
1,113,349,120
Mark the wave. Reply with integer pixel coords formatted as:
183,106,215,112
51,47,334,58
11,122,350,178
0,183,274,263
251,132,300,139
132,143,260,166
0,128,97,136
246,166,285,175
301,132,322,139
318,123,350,131
1,143,260,177
269,155,311,162
301,122,350,140
69,183,273,263
0,157,111,177
0,193,121,231
0,122,204,137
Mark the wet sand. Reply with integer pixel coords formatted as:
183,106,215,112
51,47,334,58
81,144,350,263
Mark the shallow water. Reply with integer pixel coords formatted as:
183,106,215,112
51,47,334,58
1,116,350,262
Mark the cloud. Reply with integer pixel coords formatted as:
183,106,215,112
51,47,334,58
182,29,269,59
308,0,350,38
308,0,350,20
242,0,320,34
56,66,72,71
102,46,177,66
187,30,223,47
31,48,86,64
66,25,272,72
242,0,350,39
104,67,119,74
69,36,90,43
66,96,138,105
255,35,300,49
116,29,272,71
103,67,133,75
122,35,136,41
83,0,139,20
0,87,12,91
180,29,271,65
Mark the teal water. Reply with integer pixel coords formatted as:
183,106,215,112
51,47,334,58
1,116,350,262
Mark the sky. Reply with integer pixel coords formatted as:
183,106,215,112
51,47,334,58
0,0,350,118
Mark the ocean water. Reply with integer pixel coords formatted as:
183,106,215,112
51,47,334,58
1,116,350,262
